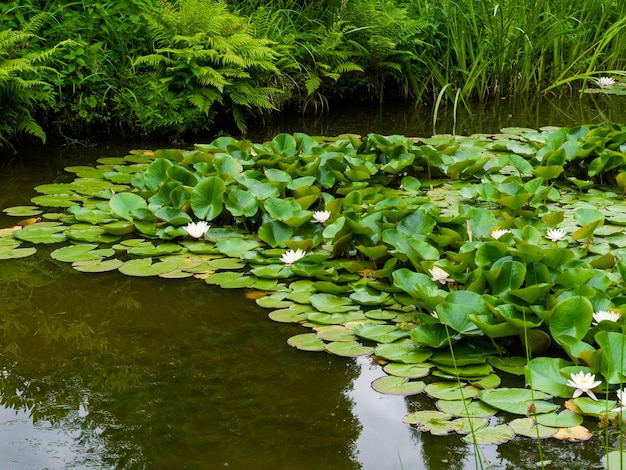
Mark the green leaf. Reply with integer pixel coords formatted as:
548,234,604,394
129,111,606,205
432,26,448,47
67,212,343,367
110,192,148,221
478,388,558,415
549,296,593,346
525,357,574,397
191,176,226,220
371,376,425,396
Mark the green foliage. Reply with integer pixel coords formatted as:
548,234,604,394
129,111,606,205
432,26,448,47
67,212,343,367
132,0,281,135
0,14,68,148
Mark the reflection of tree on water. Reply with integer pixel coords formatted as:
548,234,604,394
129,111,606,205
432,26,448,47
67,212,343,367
0,254,362,469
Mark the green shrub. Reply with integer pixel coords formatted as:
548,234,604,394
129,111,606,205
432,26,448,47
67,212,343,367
0,14,68,148
131,0,281,136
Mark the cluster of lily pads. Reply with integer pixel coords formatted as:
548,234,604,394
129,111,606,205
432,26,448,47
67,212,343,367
3,124,626,452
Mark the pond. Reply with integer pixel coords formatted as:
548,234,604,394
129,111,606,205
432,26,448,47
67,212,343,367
1,94,625,469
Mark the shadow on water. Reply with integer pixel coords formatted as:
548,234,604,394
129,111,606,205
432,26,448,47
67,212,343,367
0,94,625,469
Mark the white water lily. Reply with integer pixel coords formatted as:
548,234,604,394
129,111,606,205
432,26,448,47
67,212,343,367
312,210,331,223
546,228,566,242
592,310,621,325
184,221,210,238
598,76,616,88
429,266,450,284
613,388,626,412
566,371,602,400
280,249,306,265
491,229,511,240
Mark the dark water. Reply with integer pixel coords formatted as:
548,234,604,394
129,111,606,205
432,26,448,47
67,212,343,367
0,95,623,469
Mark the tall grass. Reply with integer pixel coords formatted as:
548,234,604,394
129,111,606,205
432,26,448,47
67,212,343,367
410,0,626,103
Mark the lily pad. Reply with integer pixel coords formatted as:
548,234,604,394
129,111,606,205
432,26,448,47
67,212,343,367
118,258,179,277
371,376,425,396
508,418,556,438
425,382,479,401
436,399,497,418
382,363,431,378
325,341,374,357
72,258,124,273
478,388,558,415
461,424,515,445
3,206,42,217
287,333,325,352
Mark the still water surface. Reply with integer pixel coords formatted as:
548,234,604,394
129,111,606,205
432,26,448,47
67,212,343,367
0,95,624,469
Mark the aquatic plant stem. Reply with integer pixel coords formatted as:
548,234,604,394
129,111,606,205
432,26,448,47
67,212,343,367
522,309,545,469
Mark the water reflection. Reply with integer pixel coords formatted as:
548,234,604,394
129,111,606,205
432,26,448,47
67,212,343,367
0,253,363,469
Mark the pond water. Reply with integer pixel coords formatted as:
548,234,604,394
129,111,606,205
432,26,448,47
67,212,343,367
1,94,625,469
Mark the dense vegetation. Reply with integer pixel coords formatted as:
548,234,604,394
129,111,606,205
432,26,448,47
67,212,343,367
1,0,625,148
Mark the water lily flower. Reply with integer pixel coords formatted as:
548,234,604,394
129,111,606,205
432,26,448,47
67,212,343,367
566,371,602,400
546,228,566,242
612,388,626,412
592,310,621,325
491,229,511,240
184,221,210,238
429,266,450,284
598,76,616,88
280,249,306,265
312,211,331,223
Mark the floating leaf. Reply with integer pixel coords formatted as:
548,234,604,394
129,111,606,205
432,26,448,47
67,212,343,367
118,258,179,277
478,388,558,415
436,399,497,418
287,333,325,352
552,425,592,441
383,363,430,378
325,341,373,357
508,418,555,438
425,382,478,401
461,424,515,445
371,376,425,396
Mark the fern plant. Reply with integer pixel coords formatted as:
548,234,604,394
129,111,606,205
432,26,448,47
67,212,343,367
0,14,67,148
132,0,282,135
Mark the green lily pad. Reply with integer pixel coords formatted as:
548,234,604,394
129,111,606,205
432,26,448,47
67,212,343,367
72,258,124,273
325,341,374,357
352,322,410,343
371,376,425,396
382,363,431,378
287,333,325,352
478,388,558,415
425,382,479,400
402,410,456,435
602,451,626,470
315,325,358,342
268,308,307,323
0,245,37,260
461,424,515,445
373,342,433,364
535,410,583,427
436,399,497,418
509,418,556,438
50,244,111,262
14,223,68,244
310,293,359,313
3,206,42,217
118,258,179,277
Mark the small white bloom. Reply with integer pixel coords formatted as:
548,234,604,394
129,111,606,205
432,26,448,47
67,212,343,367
431,311,439,319
613,388,626,412
312,211,331,223
566,371,602,400
593,310,621,325
491,229,511,240
429,266,450,284
598,76,616,88
546,228,566,242
184,221,210,238
280,249,306,265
